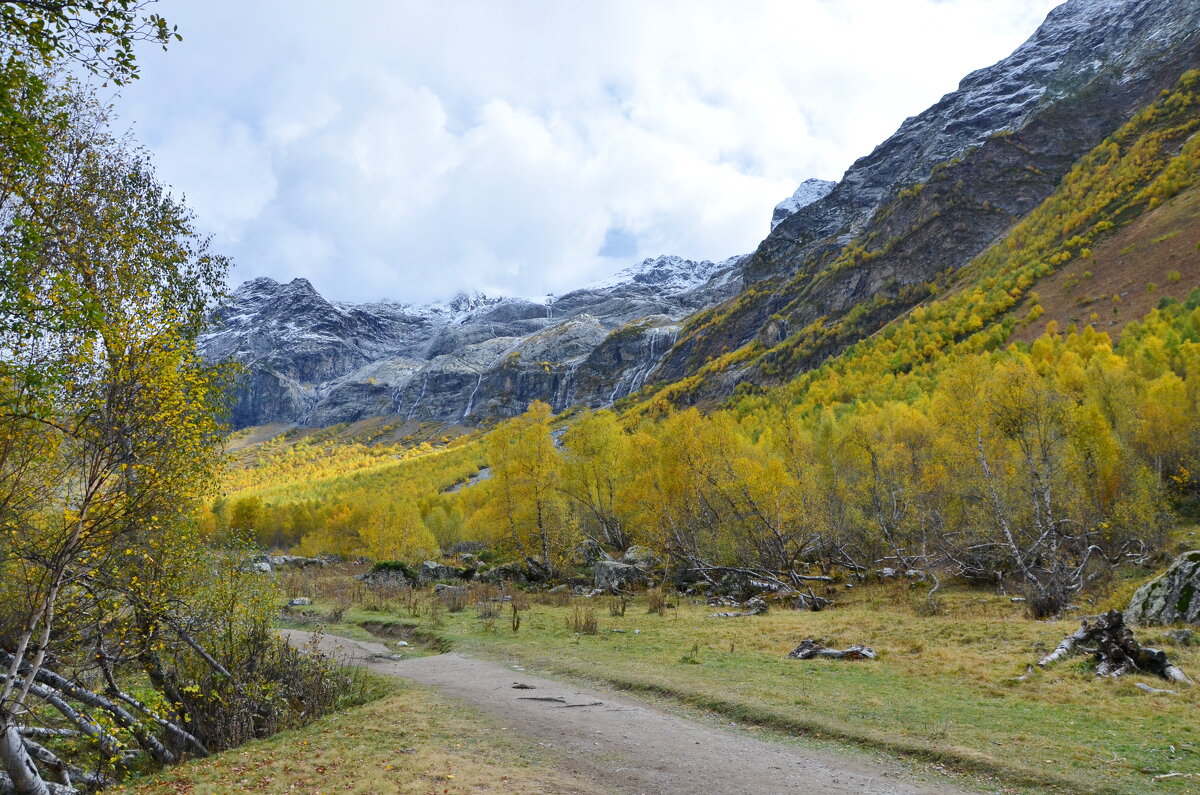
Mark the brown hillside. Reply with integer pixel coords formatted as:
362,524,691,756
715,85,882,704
1011,184,1200,343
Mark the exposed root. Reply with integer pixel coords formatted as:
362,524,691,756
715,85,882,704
1037,610,1191,684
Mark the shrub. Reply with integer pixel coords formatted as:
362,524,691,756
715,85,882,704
568,605,598,634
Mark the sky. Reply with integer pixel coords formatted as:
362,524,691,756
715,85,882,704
112,0,1063,304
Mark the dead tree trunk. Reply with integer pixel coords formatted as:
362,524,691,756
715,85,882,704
1038,610,1191,684
788,639,877,660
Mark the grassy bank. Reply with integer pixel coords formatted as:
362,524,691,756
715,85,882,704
111,674,590,794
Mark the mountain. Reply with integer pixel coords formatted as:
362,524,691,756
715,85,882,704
650,0,1200,395
201,253,745,428
770,179,835,231
204,0,1200,431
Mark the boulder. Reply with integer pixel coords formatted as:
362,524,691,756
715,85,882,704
459,553,481,568
434,583,467,597
268,554,326,570
620,545,660,568
593,560,647,591
447,541,487,556
288,597,312,607
1125,551,1200,626
479,562,529,585
576,539,609,567
418,560,468,584
360,561,415,587
1164,628,1198,646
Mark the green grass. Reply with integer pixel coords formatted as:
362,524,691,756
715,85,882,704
331,580,1200,795
111,675,589,794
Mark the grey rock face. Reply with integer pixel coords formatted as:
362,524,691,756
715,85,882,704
771,179,836,231
203,253,744,429
656,0,1200,391
593,560,648,591
575,539,609,567
620,545,661,568
418,560,468,584
1125,551,1200,626
754,0,1200,284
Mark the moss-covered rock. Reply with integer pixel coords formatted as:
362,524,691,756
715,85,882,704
1125,551,1200,625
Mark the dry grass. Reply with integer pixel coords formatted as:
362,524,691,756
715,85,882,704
423,578,1200,794
113,678,591,794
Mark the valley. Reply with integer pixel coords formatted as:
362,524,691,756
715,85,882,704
5,0,1200,794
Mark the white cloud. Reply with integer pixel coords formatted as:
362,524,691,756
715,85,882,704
114,0,1063,303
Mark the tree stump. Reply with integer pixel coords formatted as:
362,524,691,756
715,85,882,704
1037,610,1191,684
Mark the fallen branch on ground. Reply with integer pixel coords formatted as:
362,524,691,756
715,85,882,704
708,597,768,618
787,639,877,660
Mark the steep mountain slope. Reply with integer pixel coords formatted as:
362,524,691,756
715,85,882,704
649,0,1200,399
205,0,1200,431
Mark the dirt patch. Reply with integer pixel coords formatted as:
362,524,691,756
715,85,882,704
282,630,971,795
1011,184,1200,344
357,619,453,653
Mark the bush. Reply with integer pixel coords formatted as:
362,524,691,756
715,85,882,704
568,605,598,634
168,626,373,753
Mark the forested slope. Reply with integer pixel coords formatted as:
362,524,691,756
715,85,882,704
222,70,1200,617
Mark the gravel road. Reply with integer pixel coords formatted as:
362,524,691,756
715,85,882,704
282,629,973,795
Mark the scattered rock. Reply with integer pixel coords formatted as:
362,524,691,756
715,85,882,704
419,560,469,584
361,561,416,586
434,583,467,597
1125,551,1200,626
448,541,487,556
459,553,480,568
575,539,609,567
268,554,326,570
620,545,661,568
479,562,529,585
593,560,647,591
1164,629,1198,647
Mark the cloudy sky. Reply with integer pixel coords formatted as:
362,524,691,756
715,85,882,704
112,0,1062,304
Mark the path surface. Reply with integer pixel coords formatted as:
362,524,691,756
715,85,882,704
282,630,972,795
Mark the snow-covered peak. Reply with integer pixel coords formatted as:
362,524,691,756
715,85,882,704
589,254,741,297
771,179,836,231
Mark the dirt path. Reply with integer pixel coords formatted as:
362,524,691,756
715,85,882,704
283,630,972,795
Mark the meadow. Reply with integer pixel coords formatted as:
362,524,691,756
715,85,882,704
244,560,1200,795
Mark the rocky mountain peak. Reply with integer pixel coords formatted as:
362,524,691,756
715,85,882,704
760,0,1200,273
771,179,836,231
204,0,1200,431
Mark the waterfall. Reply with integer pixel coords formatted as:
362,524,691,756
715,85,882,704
463,373,484,419
406,372,429,420
607,326,679,406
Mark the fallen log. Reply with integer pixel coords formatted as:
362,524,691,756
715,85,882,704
1037,610,1191,684
787,638,876,660
709,597,768,618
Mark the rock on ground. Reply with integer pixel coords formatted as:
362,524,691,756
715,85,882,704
1126,550,1200,626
